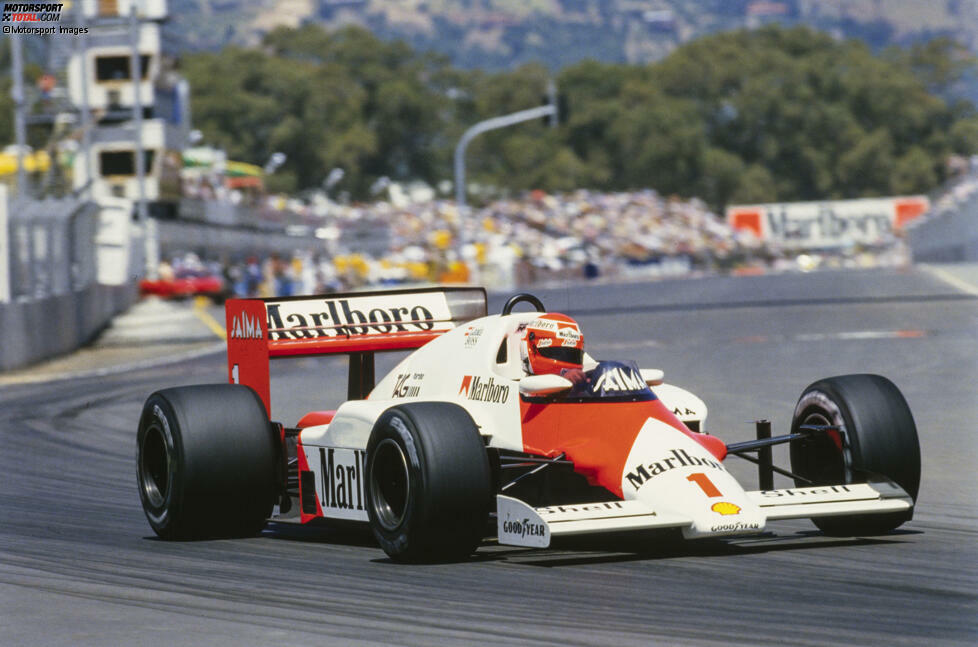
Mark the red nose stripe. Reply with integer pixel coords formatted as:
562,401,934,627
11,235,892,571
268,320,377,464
520,398,720,498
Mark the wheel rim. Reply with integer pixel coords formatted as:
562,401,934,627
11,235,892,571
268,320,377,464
140,423,170,508
797,410,846,485
369,438,411,531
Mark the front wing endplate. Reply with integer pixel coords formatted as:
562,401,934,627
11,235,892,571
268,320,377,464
496,495,690,548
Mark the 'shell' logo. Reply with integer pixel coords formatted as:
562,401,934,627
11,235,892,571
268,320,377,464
711,501,741,516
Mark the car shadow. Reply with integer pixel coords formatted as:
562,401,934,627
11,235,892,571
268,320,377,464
481,527,922,568
144,524,922,568
263,520,377,547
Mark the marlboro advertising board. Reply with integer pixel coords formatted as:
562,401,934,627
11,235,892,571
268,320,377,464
727,196,929,249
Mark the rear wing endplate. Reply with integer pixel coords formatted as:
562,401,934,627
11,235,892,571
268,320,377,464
226,287,487,414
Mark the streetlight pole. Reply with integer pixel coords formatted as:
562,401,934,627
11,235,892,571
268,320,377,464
130,6,156,278
76,10,93,198
546,78,558,129
10,34,29,197
453,103,556,210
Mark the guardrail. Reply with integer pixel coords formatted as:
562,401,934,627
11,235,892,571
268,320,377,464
0,188,138,371
3,195,98,300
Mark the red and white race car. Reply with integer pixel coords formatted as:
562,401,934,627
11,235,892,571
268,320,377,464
138,273,227,301
136,287,920,561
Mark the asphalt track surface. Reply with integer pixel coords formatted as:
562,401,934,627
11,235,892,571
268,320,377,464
1,268,976,646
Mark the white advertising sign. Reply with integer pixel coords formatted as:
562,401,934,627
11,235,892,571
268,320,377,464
727,196,929,249
95,200,133,286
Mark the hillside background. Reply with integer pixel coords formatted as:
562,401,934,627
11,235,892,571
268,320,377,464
4,2,977,207
167,1,978,87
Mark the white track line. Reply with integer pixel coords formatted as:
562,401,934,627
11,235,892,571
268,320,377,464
921,264,978,297
0,342,226,388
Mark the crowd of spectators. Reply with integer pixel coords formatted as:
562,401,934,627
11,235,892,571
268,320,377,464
169,174,951,298
168,187,774,297
929,156,978,217
321,189,769,287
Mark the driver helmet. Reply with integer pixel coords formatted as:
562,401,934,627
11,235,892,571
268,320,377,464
520,313,584,375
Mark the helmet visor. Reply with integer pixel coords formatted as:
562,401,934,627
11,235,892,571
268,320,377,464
538,346,582,365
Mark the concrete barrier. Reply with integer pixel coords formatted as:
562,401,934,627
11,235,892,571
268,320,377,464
0,282,137,371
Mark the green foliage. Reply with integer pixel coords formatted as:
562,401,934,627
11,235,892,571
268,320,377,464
885,37,978,99
949,116,978,154
731,165,778,205
891,146,939,195
176,24,976,207
183,25,456,197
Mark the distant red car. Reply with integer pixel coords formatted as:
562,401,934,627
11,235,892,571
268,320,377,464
139,274,226,300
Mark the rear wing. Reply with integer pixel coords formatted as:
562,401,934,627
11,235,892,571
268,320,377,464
225,287,487,414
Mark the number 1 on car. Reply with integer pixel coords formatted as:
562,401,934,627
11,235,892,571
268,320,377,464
687,472,722,498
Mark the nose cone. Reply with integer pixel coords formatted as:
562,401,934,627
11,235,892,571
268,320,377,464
621,418,767,538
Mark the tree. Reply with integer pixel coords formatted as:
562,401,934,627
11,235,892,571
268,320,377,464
890,147,938,195
698,147,745,211
732,164,778,205
949,116,978,155
177,23,976,203
886,37,978,100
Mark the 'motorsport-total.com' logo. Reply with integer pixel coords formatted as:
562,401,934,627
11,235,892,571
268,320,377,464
2,3,88,35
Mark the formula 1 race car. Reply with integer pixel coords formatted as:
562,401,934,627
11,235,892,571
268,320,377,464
139,273,228,302
136,287,920,561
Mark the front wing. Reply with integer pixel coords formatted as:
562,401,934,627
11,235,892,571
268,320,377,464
496,479,912,548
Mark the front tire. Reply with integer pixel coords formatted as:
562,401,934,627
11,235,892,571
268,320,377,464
789,374,920,536
365,403,492,562
136,384,278,540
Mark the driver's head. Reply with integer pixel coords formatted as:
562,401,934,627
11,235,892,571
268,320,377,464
520,313,584,375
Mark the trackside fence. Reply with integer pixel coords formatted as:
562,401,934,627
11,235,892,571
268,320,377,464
908,200,978,262
909,169,978,263
0,188,137,371
5,196,98,300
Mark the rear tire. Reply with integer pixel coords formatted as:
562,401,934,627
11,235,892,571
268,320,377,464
789,374,920,536
136,384,278,540
365,403,492,562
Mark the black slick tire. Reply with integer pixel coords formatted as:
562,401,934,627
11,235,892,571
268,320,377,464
136,384,278,540
365,402,492,562
789,374,920,536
